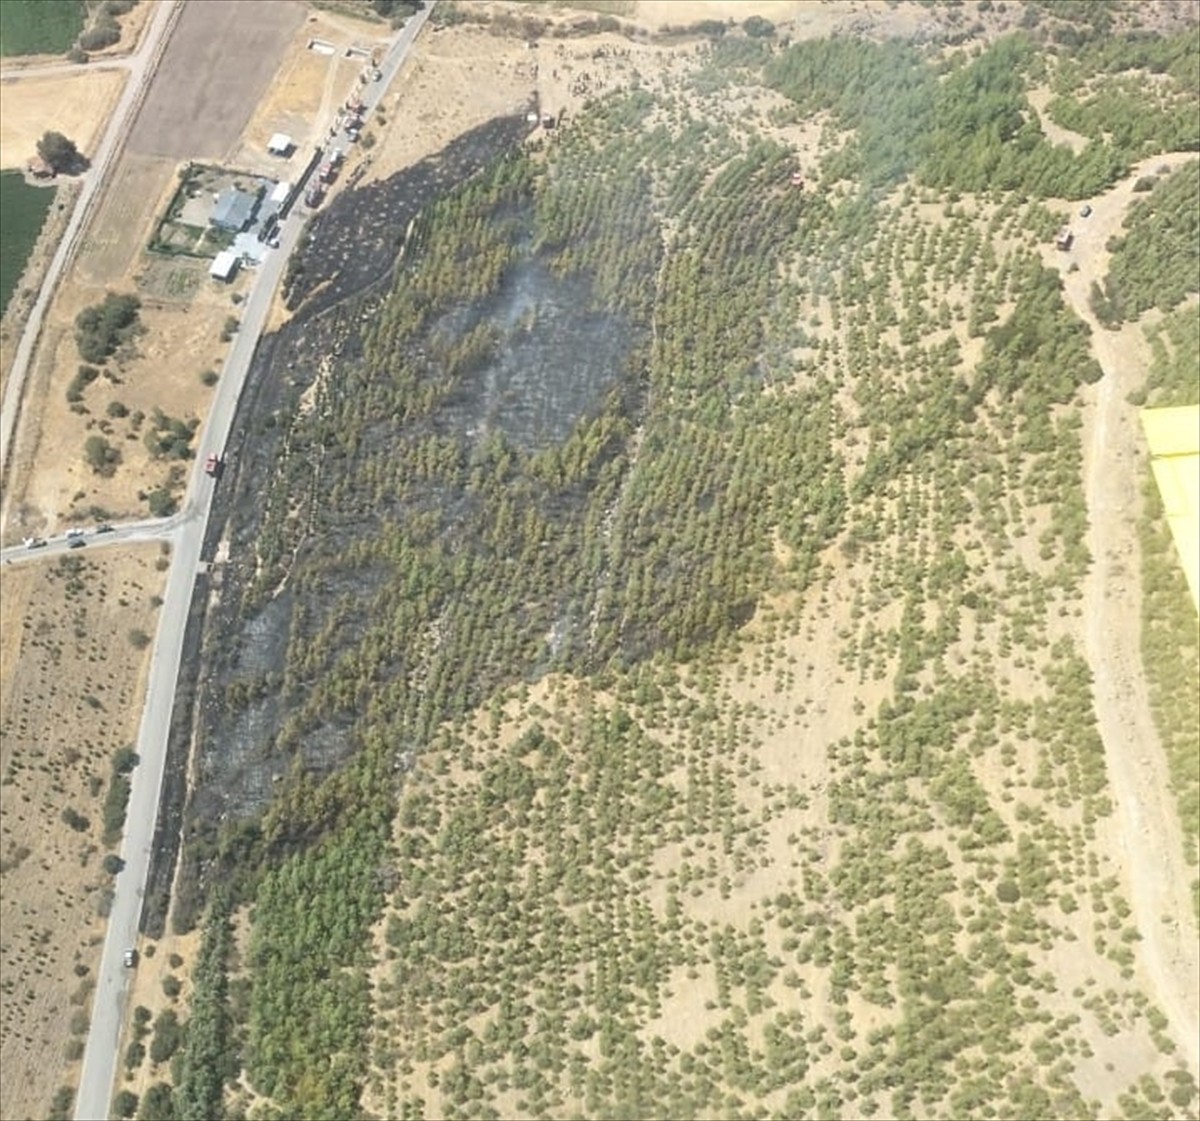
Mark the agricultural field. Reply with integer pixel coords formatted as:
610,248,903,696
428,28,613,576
0,0,85,58
124,0,305,161
0,171,54,318
109,5,1200,1121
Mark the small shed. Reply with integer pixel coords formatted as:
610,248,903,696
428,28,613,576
1055,227,1074,251
210,250,239,282
27,156,55,179
267,133,294,156
211,187,258,233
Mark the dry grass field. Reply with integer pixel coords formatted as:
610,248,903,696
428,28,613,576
0,543,167,1121
4,268,247,539
74,152,178,288
226,5,387,174
0,68,126,170
124,0,306,160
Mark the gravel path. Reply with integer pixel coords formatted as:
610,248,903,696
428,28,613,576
1056,152,1200,1072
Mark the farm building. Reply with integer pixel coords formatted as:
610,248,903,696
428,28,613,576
211,187,259,233
269,181,291,206
209,250,240,282
267,133,294,156
26,156,54,179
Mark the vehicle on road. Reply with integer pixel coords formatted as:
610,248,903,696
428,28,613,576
122,949,137,968
204,452,223,478
65,528,85,539
94,523,115,534
23,537,48,549
68,538,86,550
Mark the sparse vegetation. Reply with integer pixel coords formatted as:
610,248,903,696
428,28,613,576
1091,160,1200,327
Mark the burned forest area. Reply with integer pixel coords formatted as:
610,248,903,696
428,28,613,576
142,15,1200,1121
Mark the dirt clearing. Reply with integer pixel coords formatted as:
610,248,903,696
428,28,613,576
74,152,177,288
4,266,250,538
0,543,166,1121
226,6,387,176
125,0,305,160
0,68,126,169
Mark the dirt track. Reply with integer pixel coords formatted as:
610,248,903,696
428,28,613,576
125,0,305,160
1056,152,1200,1071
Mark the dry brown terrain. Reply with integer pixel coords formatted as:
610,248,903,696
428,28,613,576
0,543,167,1121
0,68,126,169
356,8,1198,1118
0,11,334,1111
2,3,1198,1119
225,5,389,176
0,178,79,402
4,269,244,539
124,0,306,160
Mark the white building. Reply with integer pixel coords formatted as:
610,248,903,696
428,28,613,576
210,250,239,282
267,133,294,156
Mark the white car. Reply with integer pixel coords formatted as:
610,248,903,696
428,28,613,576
65,528,85,539
123,948,137,968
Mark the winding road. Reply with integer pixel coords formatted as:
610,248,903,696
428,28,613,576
1057,153,1200,1071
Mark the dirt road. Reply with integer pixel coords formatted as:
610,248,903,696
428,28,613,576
1056,152,1200,1071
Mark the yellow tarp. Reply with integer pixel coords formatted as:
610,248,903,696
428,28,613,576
1141,405,1200,614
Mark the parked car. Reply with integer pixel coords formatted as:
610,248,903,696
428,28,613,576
65,528,85,539
68,538,86,550
1080,204,1092,217
23,537,48,549
94,523,115,534
123,948,137,968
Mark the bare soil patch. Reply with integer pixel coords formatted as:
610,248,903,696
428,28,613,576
125,0,306,161
0,68,125,169
1047,152,1200,1061
225,7,387,177
1026,84,1088,156
0,543,166,1121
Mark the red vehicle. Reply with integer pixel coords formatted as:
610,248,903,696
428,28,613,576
204,452,222,478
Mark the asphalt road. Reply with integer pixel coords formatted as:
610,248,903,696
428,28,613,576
68,6,434,1118
0,0,183,504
